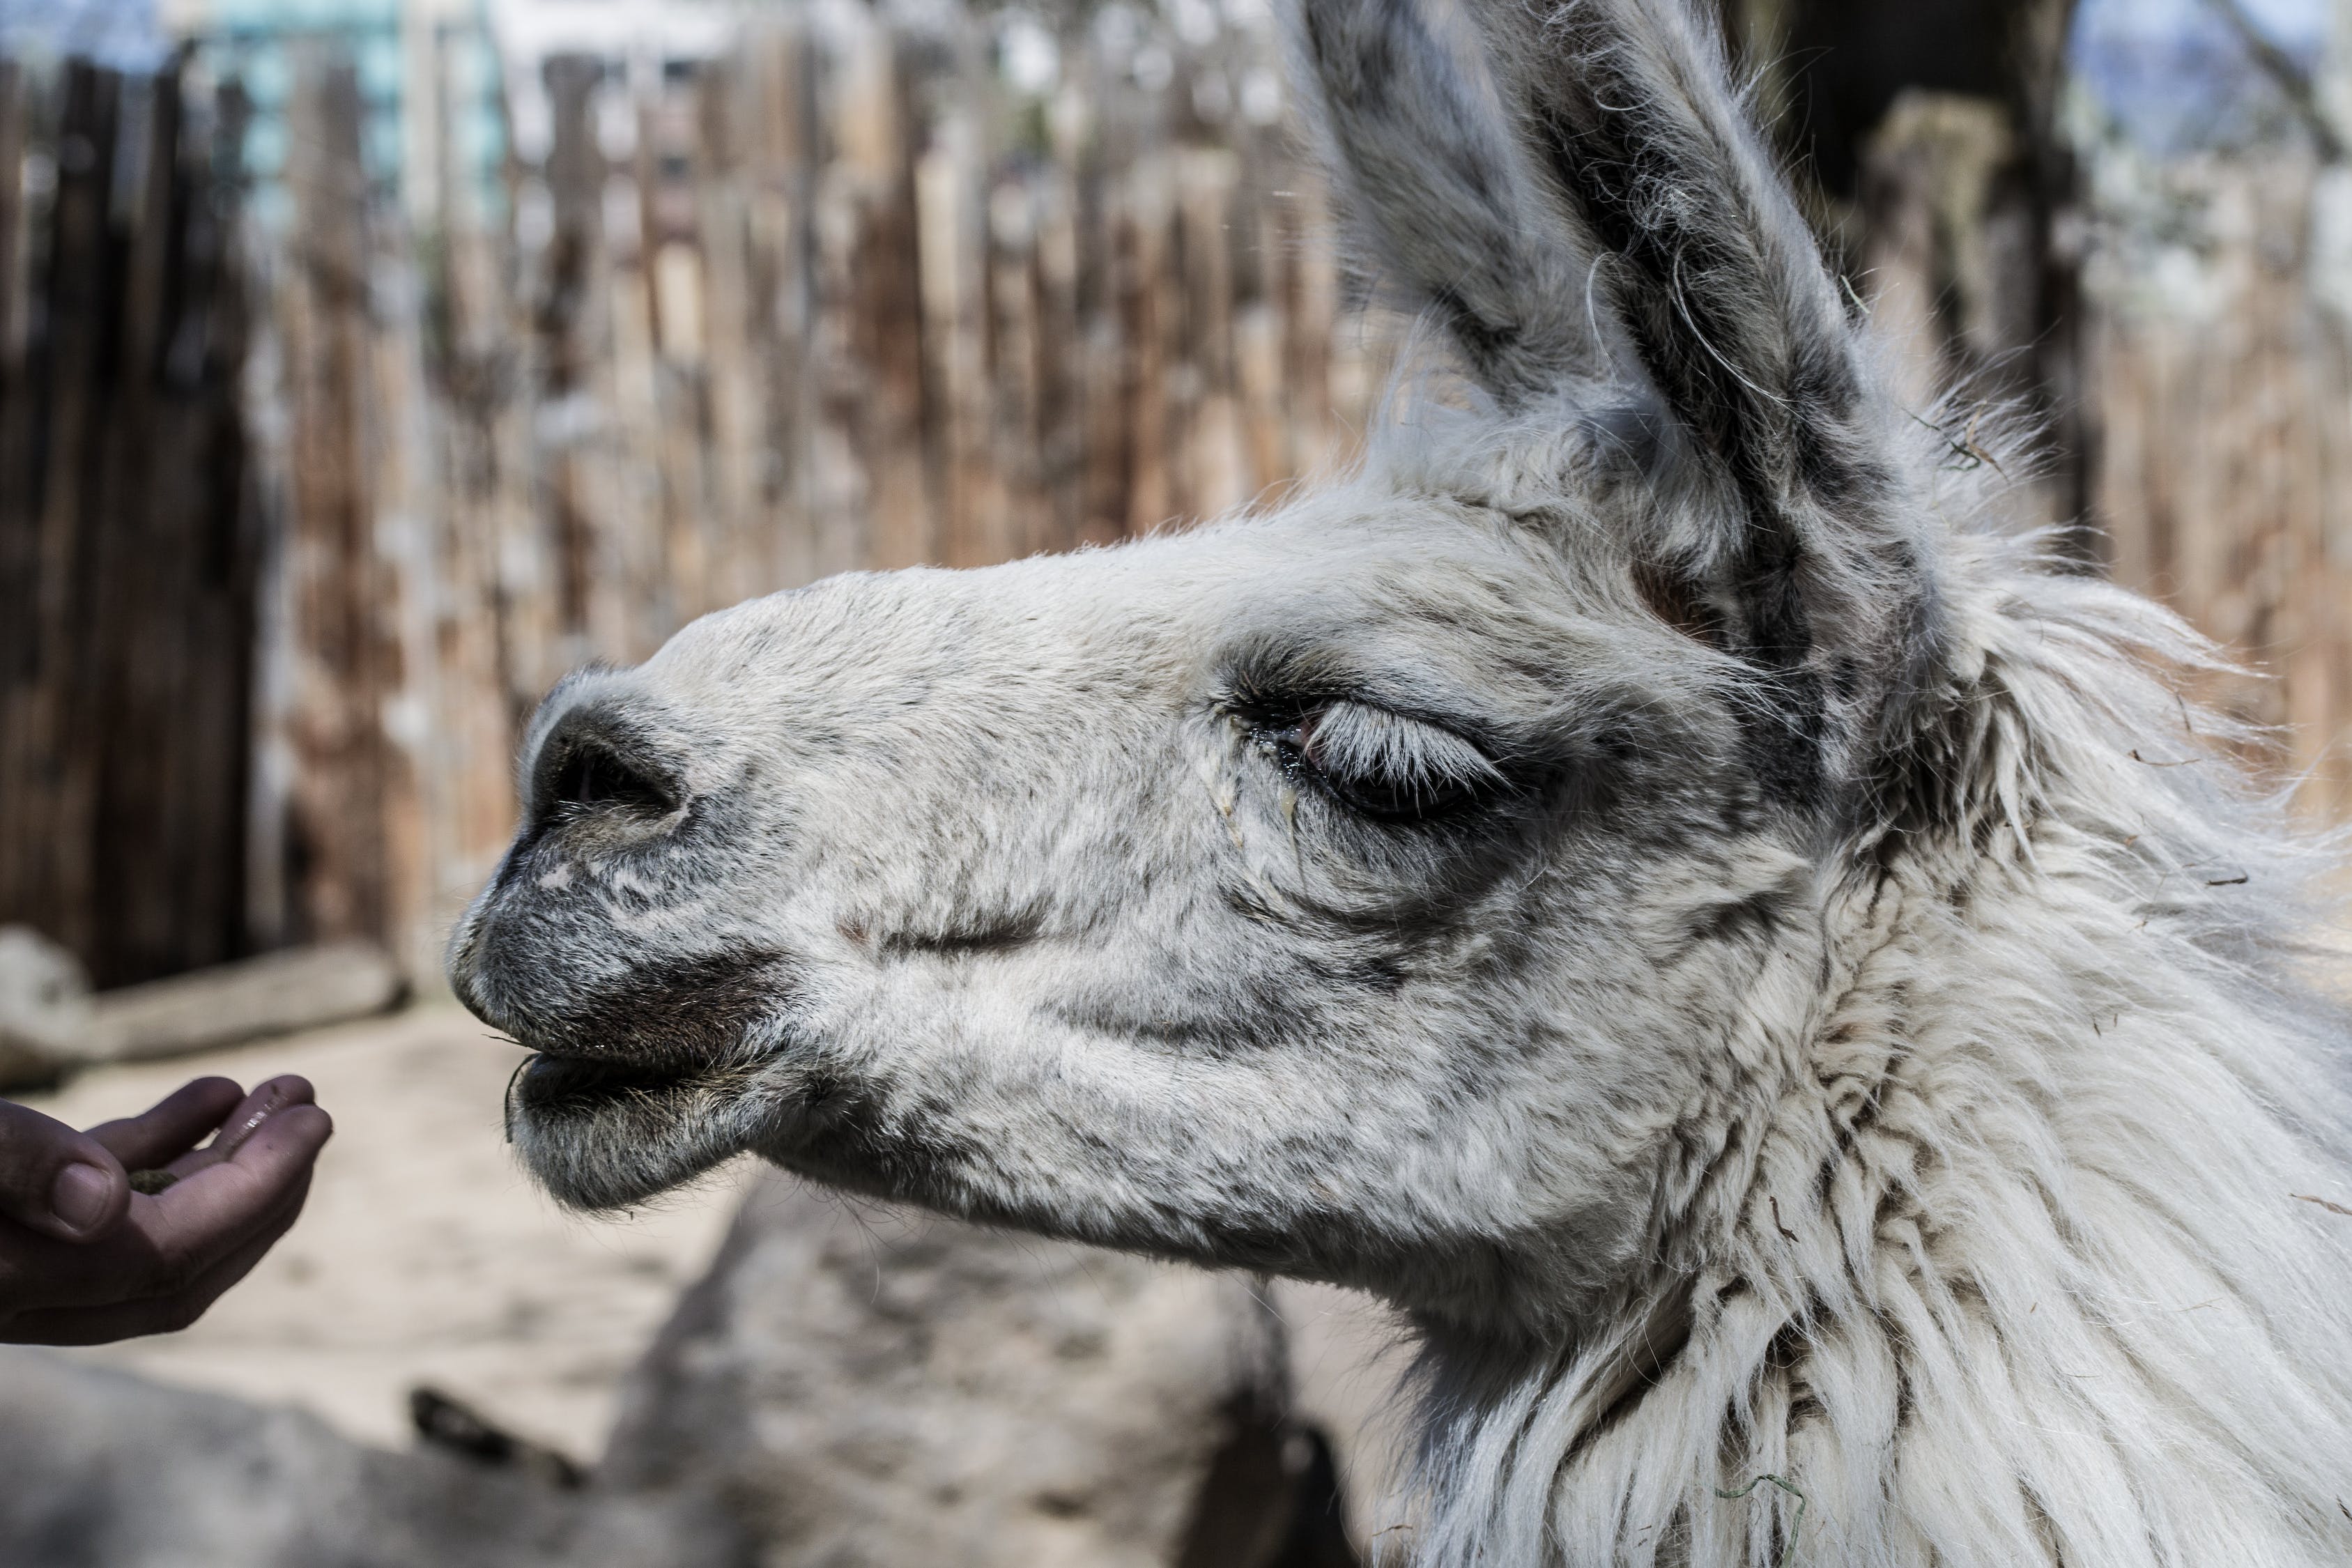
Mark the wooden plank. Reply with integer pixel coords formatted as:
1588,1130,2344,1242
847,27,935,569
20,65,122,971
988,174,1048,560
606,84,670,647
272,53,397,950
420,25,528,940
1073,55,1130,550
88,70,191,985
78,941,406,1066
1032,162,1085,556
0,61,21,384
1118,153,1174,539
697,56,765,609
1284,166,1340,477
744,25,821,591
0,61,41,944
647,71,716,640
535,52,615,661
171,77,262,983
918,108,995,567
1177,147,1243,522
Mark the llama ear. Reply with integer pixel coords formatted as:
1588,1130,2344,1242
1292,0,1873,508
1300,0,1939,796
1463,0,1877,531
1288,0,1619,403
1476,0,1943,796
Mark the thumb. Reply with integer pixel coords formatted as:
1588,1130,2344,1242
0,1098,130,1242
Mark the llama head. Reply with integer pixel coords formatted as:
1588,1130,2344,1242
451,0,1963,1338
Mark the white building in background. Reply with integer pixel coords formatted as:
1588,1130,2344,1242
1,0,170,68
148,0,743,223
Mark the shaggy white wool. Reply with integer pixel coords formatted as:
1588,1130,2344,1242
1398,521,2352,1565
447,0,2352,1562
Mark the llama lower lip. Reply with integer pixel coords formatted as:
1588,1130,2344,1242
504,1047,764,1211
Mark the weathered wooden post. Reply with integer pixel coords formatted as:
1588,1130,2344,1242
266,53,412,955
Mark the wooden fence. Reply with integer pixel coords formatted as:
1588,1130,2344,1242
2090,157,2352,817
4,14,1402,983
0,61,256,989
276,13,1406,980
6,22,2352,990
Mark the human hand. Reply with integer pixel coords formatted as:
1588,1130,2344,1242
0,1076,333,1344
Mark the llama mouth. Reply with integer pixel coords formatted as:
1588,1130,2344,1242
504,1030,776,1135
504,1046,772,1210
510,1050,719,1113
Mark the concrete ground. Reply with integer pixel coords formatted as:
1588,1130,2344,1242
16,1004,1417,1537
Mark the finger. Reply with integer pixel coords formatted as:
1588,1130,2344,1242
84,1079,245,1173
0,1098,129,1243
0,1104,330,1319
1,1171,313,1346
164,1076,318,1180
148,1102,332,1252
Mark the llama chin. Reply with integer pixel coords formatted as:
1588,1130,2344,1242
450,0,2352,1561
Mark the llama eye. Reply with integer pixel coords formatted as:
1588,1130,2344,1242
1266,701,1502,823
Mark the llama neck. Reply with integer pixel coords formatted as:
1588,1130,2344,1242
1403,850,2352,1568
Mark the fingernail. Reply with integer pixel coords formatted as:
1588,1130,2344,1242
50,1163,114,1233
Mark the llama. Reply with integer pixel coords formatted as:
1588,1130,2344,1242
447,0,2352,1560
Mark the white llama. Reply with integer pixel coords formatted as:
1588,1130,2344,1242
448,0,2352,1561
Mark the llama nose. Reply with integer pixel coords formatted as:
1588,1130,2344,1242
446,925,498,1027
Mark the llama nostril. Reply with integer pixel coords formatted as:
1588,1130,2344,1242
537,728,679,828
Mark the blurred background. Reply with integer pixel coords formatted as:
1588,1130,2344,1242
1,0,2349,1562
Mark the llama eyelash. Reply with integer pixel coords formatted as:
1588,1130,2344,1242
1222,679,1509,824
1252,699,1507,824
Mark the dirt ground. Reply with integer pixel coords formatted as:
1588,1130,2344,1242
17,1004,1416,1530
